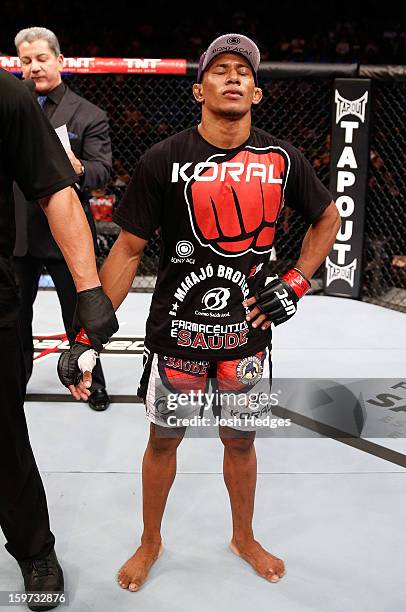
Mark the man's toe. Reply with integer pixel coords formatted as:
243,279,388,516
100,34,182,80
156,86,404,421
265,569,280,582
279,561,286,576
117,570,129,588
129,581,140,591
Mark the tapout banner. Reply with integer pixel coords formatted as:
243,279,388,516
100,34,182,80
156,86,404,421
324,78,372,298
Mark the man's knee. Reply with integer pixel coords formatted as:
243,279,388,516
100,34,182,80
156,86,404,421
148,422,186,454
220,426,255,453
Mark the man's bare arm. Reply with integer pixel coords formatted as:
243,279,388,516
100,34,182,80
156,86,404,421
244,201,341,330
98,229,148,309
295,201,341,278
39,187,100,291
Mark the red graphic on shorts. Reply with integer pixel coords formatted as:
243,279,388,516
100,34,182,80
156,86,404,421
158,356,209,394
189,149,287,256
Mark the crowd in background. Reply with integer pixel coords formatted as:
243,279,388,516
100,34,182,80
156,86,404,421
1,1,405,64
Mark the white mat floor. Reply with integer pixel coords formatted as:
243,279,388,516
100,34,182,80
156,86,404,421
1,293,405,612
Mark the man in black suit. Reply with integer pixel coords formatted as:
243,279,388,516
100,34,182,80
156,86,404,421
13,26,112,411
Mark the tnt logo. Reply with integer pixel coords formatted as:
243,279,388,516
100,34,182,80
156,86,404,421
0,56,20,69
63,57,95,69
123,58,162,70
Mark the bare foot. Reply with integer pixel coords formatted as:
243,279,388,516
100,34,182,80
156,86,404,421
229,538,285,582
117,541,164,592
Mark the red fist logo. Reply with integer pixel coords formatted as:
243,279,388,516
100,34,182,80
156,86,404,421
188,149,287,256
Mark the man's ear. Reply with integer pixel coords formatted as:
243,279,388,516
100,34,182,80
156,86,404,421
252,86,263,105
192,83,204,103
57,53,64,73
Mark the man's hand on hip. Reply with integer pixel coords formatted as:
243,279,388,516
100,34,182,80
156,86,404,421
243,268,311,330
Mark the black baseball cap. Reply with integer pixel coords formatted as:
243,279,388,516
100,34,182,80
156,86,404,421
197,33,260,85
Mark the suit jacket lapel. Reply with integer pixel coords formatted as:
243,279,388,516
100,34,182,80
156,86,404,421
51,86,80,129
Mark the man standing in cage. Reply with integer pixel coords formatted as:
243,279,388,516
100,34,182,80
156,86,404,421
59,34,340,587
13,26,113,411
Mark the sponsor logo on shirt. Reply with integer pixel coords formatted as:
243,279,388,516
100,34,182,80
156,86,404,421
168,264,250,318
194,286,231,319
201,287,230,311
171,159,284,184
175,240,194,257
247,262,264,278
179,147,289,257
170,320,249,351
171,240,196,264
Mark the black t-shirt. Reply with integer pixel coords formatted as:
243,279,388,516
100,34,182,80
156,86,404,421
114,126,332,360
0,69,77,323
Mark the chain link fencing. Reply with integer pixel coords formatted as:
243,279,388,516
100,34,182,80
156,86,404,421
363,80,406,312
65,71,406,312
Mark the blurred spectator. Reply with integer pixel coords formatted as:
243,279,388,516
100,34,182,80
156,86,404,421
1,2,405,64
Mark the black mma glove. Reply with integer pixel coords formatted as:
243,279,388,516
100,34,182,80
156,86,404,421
73,286,118,352
254,268,311,326
57,335,98,388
